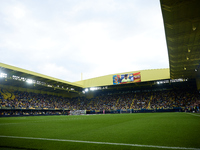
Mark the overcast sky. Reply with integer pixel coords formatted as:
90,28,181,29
0,0,169,82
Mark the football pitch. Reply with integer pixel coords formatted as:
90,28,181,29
0,112,199,150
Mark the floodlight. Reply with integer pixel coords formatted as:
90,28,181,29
90,87,95,91
85,88,89,92
90,87,98,91
26,79,33,84
0,73,7,78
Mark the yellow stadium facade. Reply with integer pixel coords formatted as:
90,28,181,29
0,62,171,98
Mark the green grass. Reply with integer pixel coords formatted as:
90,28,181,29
0,113,199,150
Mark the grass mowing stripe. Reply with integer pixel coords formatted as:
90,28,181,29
0,117,85,125
0,123,19,125
0,135,199,150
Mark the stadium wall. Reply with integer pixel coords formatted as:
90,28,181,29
74,68,170,88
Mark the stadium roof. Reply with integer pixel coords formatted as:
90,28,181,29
0,62,83,93
161,0,200,79
1,0,200,94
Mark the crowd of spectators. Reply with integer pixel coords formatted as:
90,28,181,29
0,89,199,112
1,110,64,116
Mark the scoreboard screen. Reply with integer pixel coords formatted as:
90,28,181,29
113,72,141,85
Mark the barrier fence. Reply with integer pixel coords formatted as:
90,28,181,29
0,107,188,117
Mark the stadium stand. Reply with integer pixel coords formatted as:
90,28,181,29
0,85,199,116
0,0,200,116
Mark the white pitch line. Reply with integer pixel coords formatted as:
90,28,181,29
0,135,199,150
186,113,200,117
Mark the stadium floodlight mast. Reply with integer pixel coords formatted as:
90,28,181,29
26,79,33,84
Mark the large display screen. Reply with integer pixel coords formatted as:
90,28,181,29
113,72,141,85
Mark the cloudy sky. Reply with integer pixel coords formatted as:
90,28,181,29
0,0,169,82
